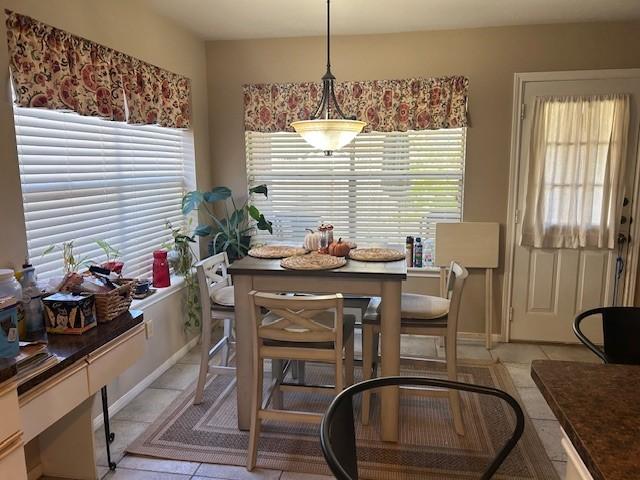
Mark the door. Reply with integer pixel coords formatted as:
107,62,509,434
510,75,640,343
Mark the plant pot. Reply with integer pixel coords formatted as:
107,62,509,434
101,261,124,274
209,235,251,263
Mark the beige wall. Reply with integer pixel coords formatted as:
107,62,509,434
0,0,210,416
206,21,640,336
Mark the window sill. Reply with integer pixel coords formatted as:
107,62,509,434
131,275,185,311
407,266,441,278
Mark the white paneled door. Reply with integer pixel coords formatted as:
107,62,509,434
510,74,640,343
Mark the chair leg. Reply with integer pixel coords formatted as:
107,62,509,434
271,359,284,409
223,317,232,367
345,332,355,386
193,314,213,405
361,325,374,425
445,334,464,435
247,357,263,471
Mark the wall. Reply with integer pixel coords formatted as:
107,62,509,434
206,21,640,336
0,0,210,416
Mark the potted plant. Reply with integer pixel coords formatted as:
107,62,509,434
96,239,124,274
43,241,93,274
181,185,273,263
163,221,200,329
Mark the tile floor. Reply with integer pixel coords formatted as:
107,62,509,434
91,337,598,479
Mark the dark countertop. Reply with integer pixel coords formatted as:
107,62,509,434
17,310,143,395
0,357,17,385
531,360,640,480
229,256,407,280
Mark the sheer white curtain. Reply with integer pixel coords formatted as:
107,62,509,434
520,94,630,249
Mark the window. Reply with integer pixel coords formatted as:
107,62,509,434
13,106,195,279
245,129,466,262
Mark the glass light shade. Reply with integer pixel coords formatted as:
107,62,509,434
290,119,366,152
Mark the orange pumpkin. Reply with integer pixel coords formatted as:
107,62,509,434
328,238,350,257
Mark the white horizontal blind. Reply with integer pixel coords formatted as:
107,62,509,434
246,129,465,255
13,106,195,279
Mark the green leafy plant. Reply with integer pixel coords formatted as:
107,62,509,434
95,239,120,263
42,241,93,274
181,185,273,262
164,221,200,330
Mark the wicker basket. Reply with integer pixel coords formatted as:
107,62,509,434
93,279,134,323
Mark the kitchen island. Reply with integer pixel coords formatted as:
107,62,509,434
531,360,640,480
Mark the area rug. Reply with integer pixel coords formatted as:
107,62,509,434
127,360,559,479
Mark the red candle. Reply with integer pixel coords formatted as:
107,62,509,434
152,250,170,288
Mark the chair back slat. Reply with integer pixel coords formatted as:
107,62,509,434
195,252,232,321
444,261,469,338
575,307,640,365
249,292,344,346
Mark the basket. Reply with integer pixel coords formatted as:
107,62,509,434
93,279,134,323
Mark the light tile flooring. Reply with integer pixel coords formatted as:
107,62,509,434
91,337,598,480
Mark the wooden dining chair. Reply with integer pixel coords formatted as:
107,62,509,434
246,291,355,470
193,252,235,405
360,261,469,435
573,306,640,365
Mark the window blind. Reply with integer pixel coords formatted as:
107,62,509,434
13,106,195,279
245,129,465,260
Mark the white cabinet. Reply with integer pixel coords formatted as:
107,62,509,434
562,431,594,480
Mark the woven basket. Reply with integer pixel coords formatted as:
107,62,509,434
94,279,134,323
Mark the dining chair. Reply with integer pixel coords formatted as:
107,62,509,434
193,252,236,405
320,376,525,480
246,291,355,470
573,306,640,365
361,261,469,435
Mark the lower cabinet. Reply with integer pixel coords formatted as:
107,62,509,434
561,433,594,480
0,433,27,480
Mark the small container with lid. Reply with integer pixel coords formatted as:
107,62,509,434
0,269,22,338
0,296,19,358
152,250,171,288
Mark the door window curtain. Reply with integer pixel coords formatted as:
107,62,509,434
5,10,191,129
520,94,630,249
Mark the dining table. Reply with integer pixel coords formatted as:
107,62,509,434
228,254,407,442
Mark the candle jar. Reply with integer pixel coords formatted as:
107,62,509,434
152,250,171,288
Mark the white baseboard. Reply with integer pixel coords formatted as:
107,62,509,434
92,334,200,431
458,332,503,344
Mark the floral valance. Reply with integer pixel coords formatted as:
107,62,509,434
243,76,468,133
5,10,191,129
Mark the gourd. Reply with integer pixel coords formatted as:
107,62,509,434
303,229,322,251
328,238,350,257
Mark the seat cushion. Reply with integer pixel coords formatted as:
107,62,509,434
400,293,449,320
211,285,234,307
363,294,449,324
263,312,355,349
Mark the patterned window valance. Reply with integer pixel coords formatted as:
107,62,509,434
5,10,191,129
243,76,468,133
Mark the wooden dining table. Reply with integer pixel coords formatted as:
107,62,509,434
229,255,407,442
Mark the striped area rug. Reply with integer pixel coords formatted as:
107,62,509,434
127,360,558,479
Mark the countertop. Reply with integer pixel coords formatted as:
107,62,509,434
16,309,143,395
531,360,640,480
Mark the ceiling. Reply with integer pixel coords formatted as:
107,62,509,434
143,0,640,40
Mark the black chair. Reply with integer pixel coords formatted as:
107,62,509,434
573,307,640,365
320,376,525,480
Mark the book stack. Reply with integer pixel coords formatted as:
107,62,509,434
15,342,59,386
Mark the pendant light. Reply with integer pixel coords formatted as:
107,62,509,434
290,0,366,156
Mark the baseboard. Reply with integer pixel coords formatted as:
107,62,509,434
458,332,502,344
92,334,200,431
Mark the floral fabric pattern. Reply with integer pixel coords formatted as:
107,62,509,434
243,76,468,132
5,10,191,129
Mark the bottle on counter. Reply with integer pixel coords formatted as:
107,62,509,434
0,296,19,358
20,260,46,342
405,236,414,267
152,250,171,288
414,237,423,268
